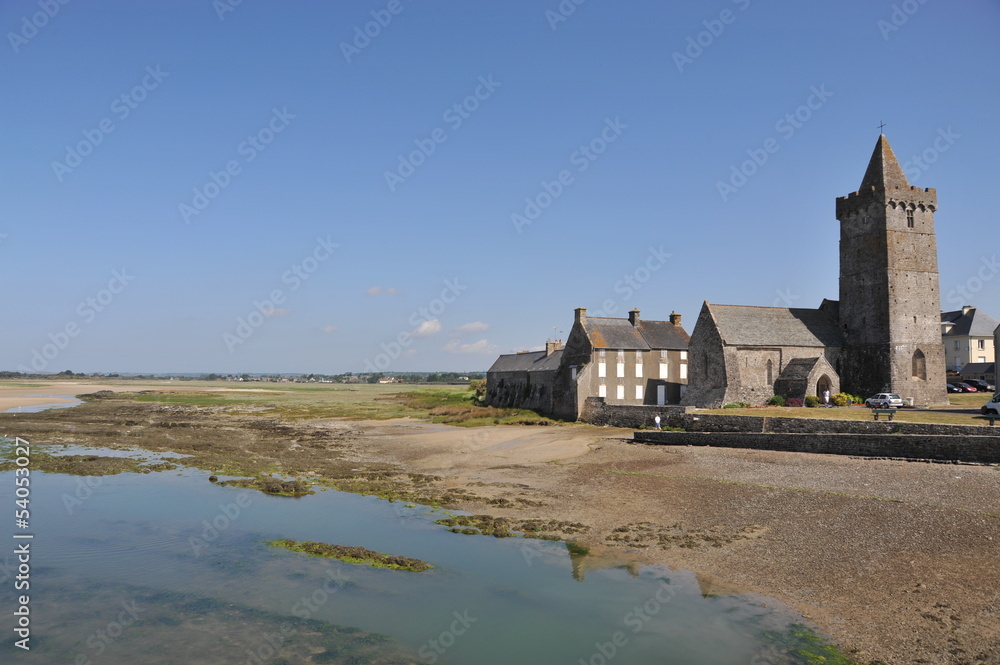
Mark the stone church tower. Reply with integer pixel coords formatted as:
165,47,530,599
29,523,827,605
835,135,948,406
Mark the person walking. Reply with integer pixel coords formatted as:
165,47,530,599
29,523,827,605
654,415,662,430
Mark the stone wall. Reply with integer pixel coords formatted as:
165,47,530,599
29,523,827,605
662,412,997,437
633,430,1000,465
580,397,690,428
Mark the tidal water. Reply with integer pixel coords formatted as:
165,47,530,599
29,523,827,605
0,444,824,664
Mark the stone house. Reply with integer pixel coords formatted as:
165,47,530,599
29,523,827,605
485,341,563,413
941,306,998,372
550,307,689,420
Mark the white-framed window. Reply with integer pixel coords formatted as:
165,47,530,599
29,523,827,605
635,385,643,400
598,384,607,398
616,384,625,400
635,363,643,378
635,350,643,362
680,351,688,361
660,350,668,359
680,363,688,380
978,339,986,350
598,349,606,358
598,362,606,378
617,362,625,378
979,356,987,363
617,349,625,360
955,341,960,350
659,362,668,379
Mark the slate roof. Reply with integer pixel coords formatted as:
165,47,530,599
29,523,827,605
488,349,563,373
582,317,689,350
941,308,1000,337
777,357,822,380
637,320,690,348
958,362,995,375
708,303,843,348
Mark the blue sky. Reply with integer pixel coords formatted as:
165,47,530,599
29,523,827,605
2,0,998,374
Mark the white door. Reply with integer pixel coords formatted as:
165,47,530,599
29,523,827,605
656,385,666,406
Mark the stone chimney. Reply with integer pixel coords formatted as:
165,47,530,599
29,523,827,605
574,307,587,324
628,309,640,326
962,305,974,316
669,311,682,327
545,340,563,356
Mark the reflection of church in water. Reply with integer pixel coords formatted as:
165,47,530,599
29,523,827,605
681,134,948,407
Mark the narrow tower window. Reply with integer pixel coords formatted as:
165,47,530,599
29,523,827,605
906,209,914,228
912,349,927,380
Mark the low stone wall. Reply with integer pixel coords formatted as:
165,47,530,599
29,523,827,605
633,431,1000,464
666,412,996,437
580,398,691,428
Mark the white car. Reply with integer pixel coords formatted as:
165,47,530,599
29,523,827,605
982,394,1000,416
865,393,903,408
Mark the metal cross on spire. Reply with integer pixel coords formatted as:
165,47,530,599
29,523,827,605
878,121,887,134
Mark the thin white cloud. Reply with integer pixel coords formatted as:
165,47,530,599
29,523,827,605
404,348,418,357
443,339,499,354
268,308,292,317
366,286,402,296
411,319,442,338
321,325,339,334
453,321,489,336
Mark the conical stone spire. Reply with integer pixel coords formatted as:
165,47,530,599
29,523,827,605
858,134,910,192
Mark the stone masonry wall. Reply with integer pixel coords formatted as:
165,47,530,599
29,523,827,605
633,431,1000,465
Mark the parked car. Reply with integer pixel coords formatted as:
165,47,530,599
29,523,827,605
946,383,962,393
964,379,992,392
982,393,1000,416
865,393,903,408
953,382,978,392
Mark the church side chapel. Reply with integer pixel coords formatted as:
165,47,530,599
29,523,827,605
682,134,949,408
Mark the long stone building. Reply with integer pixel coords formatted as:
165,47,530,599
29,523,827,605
486,307,689,420
683,134,948,407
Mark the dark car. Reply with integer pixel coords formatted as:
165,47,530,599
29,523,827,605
953,382,978,392
946,383,962,393
964,379,992,392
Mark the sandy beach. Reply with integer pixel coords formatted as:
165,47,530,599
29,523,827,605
2,383,998,664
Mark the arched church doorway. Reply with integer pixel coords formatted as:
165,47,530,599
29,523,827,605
816,375,832,400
